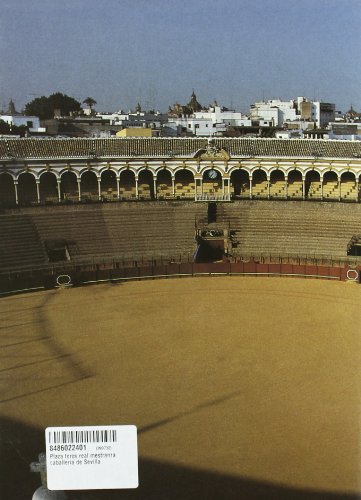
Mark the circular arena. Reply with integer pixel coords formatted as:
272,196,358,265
1,137,361,499
1,276,361,500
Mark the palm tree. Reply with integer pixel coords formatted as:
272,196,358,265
83,97,97,111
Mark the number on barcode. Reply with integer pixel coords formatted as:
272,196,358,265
48,429,117,444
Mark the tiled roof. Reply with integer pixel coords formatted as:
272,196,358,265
1,137,361,160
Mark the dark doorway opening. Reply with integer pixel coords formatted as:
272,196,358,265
45,239,70,262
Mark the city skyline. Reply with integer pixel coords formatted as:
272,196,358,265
1,0,360,114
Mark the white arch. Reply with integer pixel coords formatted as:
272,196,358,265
99,166,119,177
154,165,174,176
173,165,197,176
137,166,157,177
339,169,357,180
228,165,251,176
200,165,224,177
60,169,80,181
0,170,16,181
118,166,137,177
304,167,323,178
285,167,304,178
79,168,99,179
16,170,38,181
156,167,173,179
269,167,287,178
38,169,60,181
250,167,268,179
322,170,339,181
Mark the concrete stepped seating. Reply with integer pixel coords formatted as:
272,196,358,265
252,180,268,198
3,199,361,270
0,214,47,270
0,203,207,268
270,181,286,198
288,181,303,199
175,181,195,198
219,200,361,258
307,182,321,199
157,184,173,198
239,184,250,198
340,181,357,201
323,181,339,200
202,183,222,195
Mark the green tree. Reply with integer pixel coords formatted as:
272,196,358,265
24,93,81,120
0,120,28,137
83,97,97,111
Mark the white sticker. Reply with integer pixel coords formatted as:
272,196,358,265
45,425,138,490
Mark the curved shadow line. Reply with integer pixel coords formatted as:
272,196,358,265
139,389,242,434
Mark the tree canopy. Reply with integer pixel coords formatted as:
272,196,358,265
0,120,27,137
24,93,81,120
83,97,97,109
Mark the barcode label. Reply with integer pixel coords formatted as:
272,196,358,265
48,429,117,444
46,425,138,490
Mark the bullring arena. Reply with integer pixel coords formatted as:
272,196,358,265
1,138,361,499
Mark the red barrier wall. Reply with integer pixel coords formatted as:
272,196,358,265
1,261,359,295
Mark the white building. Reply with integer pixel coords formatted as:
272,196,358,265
168,104,251,136
0,114,45,133
0,100,45,133
250,97,335,128
97,108,168,128
311,101,335,128
250,99,298,127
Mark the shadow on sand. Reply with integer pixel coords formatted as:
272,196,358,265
1,416,360,500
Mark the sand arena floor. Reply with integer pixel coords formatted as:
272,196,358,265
1,276,361,499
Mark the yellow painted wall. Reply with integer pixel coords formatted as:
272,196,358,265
116,128,152,137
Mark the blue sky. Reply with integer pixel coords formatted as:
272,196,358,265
1,0,360,113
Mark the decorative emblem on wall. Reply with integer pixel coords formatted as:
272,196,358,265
200,143,230,161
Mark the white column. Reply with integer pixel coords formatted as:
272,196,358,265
356,180,359,202
285,176,288,199
116,177,120,199
249,177,253,199
172,177,175,197
320,178,323,200
338,178,341,201
57,179,61,202
135,178,139,199
77,179,81,202
222,177,225,197
98,178,102,200
227,178,230,199
36,181,40,203
267,176,270,199
14,181,19,205
153,177,157,199
302,177,306,200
